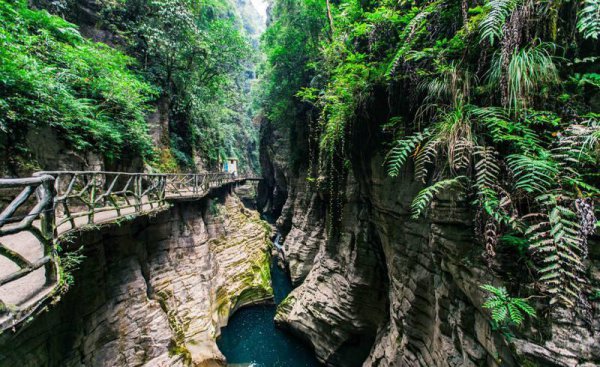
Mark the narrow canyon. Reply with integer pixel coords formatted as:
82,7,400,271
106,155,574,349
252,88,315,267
0,0,599,366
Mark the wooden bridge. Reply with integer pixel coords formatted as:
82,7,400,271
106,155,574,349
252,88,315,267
0,171,260,332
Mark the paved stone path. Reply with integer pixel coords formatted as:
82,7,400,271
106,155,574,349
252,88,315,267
0,176,256,331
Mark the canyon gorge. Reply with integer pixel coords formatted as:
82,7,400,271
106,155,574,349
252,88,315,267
1,0,599,366
0,186,273,366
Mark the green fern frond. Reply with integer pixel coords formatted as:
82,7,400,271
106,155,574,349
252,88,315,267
492,306,508,322
526,202,585,307
507,303,525,325
553,122,600,171
507,154,558,194
475,145,500,190
479,0,521,45
577,0,600,39
414,139,439,183
483,299,506,309
411,176,468,218
452,138,473,171
481,284,509,298
577,118,600,155
474,145,518,230
386,129,432,177
475,107,542,152
480,284,536,327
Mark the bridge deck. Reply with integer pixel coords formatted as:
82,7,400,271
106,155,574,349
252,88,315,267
0,172,257,331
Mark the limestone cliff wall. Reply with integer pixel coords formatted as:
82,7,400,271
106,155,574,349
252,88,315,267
276,174,326,285
257,116,290,218
0,189,272,367
262,119,600,366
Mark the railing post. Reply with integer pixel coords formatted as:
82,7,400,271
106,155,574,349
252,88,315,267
89,174,96,224
38,179,56,240
134,175,142,211
160,175,167,203
36,175,58,284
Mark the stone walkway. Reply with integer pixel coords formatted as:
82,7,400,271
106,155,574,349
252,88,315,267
0,200,163,323
0,177,255,330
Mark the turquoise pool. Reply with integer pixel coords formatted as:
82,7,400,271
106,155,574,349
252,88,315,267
217,254,321,367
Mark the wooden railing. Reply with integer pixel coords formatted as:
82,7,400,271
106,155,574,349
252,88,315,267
0,174,57,288
42,171,236,231
0,170,254,331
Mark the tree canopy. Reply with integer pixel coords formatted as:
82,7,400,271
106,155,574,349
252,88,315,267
0,0,261,174
0,0,156,172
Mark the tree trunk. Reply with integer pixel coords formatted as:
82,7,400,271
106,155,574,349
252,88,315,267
326,0,335,37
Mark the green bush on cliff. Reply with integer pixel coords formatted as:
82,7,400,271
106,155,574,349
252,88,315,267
0,0,156,169
2,0,261,173
258,0,326,128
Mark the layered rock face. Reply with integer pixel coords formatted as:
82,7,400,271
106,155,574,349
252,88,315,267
275,173,388,366
265,121,599,366
277,174,326,284
257,116,290,219
0,189,272,367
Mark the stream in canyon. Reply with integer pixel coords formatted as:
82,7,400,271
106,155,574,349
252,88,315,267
217,235,321,366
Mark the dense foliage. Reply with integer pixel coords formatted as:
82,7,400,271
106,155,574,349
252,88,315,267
0,0,156,173
0,0,261,174
92,0,259,171
259,0,326,127
260,0,600,327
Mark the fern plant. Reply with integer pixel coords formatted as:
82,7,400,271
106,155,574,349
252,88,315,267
474,146,511,257
392,103,478,178
481,284,536,328
386,129,432,177
474,146,500,217
414,138,440,183
479,0,521,45
526,197,586,306
411,176,468,218
474,107,542,152
523,121,599,307
377,0,600,314
475,146,500,193
506,153,559,194
577,0,600,39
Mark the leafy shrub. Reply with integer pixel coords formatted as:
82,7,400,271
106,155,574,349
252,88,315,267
0,0,156,168
261,0,600,319
577,0,600,39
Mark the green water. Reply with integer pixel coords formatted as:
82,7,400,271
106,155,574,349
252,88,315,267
217,256,321,367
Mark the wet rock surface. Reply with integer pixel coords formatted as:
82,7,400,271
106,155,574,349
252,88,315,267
0,189,272,367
